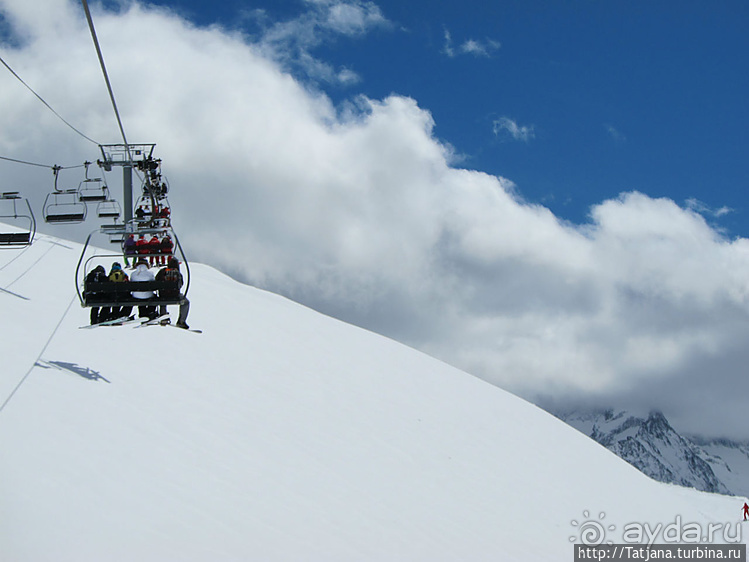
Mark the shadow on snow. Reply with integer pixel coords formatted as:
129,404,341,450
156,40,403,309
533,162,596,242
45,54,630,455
37,360,110,383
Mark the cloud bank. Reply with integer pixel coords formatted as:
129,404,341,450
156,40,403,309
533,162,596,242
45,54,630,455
1,0,748,438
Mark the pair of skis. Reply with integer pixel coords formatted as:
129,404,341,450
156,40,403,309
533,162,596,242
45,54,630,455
80,314,201,333
80,315,141,329
136,314,202,333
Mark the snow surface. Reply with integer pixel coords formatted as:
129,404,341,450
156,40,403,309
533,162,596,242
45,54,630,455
0,226,746,561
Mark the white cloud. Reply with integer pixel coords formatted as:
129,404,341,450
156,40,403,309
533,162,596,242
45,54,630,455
2,0,749,437
492,117,535,142
442,28,455,58
605,123,626,142
443,28,500,58
685,197,732,219
460,38,501,57
313,0,388,35
248,0,390,85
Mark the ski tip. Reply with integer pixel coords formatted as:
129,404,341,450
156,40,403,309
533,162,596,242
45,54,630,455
175,325,201,333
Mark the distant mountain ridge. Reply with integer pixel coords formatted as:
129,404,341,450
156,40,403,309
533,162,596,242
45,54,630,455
557,409,749,497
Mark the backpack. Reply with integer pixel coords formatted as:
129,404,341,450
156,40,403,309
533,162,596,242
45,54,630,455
157,267,182,296
85,268,108,295
87,269,107,284
109,270,128,282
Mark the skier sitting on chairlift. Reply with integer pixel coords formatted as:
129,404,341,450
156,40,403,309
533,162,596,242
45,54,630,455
130,259,158,320
148,234,161,266
156,257,190,329
136,234,149,263
84,265,108,325
107,262,132,321
123,234,136,268
160,234,173,265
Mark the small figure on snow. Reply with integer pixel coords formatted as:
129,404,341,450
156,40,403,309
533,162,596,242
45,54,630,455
743,502,749,521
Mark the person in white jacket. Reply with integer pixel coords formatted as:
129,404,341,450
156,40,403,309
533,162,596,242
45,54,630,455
130,258,157,320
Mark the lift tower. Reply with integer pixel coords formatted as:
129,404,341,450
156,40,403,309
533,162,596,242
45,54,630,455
98,144,156,224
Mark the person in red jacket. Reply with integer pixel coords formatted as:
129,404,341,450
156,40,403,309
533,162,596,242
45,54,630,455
148,234,161,266
160,234,174,266
159,206,171,226
136,234,149,265
743,502,749,521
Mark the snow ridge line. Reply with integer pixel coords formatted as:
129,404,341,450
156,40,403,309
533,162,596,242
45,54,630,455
0,293,77,416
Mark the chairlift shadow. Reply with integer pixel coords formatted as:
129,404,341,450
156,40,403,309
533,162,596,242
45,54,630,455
40,360,110,383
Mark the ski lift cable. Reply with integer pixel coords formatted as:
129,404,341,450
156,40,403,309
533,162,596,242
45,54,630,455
0,155,87,171
0,54,100,146
80,0,132,163
0,155,52,169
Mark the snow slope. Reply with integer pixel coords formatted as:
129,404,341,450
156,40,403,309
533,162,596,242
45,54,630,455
0,227,746,561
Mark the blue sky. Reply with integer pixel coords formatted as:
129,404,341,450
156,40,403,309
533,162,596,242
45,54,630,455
142,0,749,233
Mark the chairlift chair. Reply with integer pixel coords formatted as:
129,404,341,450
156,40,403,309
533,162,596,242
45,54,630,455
78,178,109,202
96,199,121,220
133,190,172,229
99,222,127,244
44,165,87,224
0,192,36,247
43,190,87,224
76,225,191,310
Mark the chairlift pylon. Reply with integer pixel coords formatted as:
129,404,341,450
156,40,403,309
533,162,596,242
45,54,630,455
0,191,36,247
